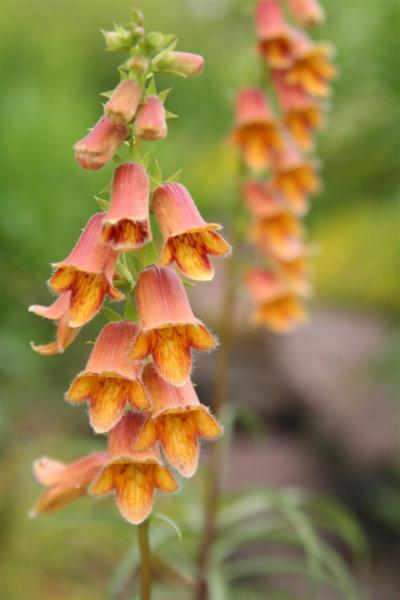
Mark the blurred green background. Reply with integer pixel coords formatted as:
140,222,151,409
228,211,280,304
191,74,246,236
0,0,398,598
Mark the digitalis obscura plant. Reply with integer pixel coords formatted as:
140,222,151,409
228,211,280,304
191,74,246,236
29,8,229,598
232,0,336,333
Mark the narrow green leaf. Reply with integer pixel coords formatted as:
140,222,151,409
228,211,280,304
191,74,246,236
165,110,178,119
95,196,110,211
102,306,123,322
167,168,183,183
158,87,172,103
152,512,182,540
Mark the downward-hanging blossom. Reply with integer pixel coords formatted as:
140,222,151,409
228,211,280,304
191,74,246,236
233,0,335,333
30,9,227,531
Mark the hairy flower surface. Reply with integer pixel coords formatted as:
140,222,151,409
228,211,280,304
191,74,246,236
31,452,107,516
90,413,177,524
74,116,128,170
130,265,216,386
255,0,294,68
29,293,81,355
232,88,283,170
49,213,124,327
288,0,325,27
133,95,167,141
286,30,336,97
245,267,307,332
104,79,143,125
67,322,149,433
153,182,230,281
101,162,151,252
272,70,323,149
250,211,305,261
135,364,222,477
272,137,320,214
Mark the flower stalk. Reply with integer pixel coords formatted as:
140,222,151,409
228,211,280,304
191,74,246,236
138,520,152,600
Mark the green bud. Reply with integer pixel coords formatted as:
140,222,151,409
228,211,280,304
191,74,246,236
102,28,133,52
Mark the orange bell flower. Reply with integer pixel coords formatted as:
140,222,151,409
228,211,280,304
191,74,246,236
272,70,324,150
31,452,107,516
153,183,230,281
29,293,81,356
231,88,283,171
135,363,222,477
129,265,216,386
271,136,321,214
249,211,305,262
288,0,325,28
255,0,294,69
243,181,284,219
66,321,150,433
245,267,307,332
49,213,124,327
101,162,152,252
285,29,336,98
90,413,177,524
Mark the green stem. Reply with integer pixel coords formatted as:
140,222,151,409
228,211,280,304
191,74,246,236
138,520,152,600
194,184,243,600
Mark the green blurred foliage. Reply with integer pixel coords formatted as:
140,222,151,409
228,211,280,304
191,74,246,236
0,0,398,598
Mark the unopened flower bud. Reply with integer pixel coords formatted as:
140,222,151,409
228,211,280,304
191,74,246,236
156,51,205,77
103,28,133,52
133,96,167,141
74,116,127,171
104,80,143,126
146,31,171,50
126,55,150,75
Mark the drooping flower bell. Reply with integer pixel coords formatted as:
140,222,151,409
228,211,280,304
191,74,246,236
101,162,152,252
133,95,167,141
255,0,294,69
29,293,81,356
104,79,143,126
155,51,205,77
135,363,222,477
245,267,307,332
275,252,313,296
152,182,230,281
250,211,305,262
272,70,324,150
66,322,150,433
287,0,325,28
243,181,285,219
49,213,124,327
271,136,320,214
231,88,283,170
285,29,336,98
74,116,128,170
129,265,216,386
90,413,177,524
31,452,107,516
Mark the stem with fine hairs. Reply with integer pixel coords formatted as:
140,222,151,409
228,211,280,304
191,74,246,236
194,185,243,600
137,519,152,600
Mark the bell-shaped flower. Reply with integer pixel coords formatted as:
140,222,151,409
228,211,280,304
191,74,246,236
49,213,124,328
29,293,81,356
272,70,324,150
285,29,336,98
135,364,222,477
104,79,143,126
249,211,305,262
66,322,150,433
231,88,283,170
288,0,325,27
243,181,284,219
271,136,321,214
133,96,167,141
101,162,152,252
90,413,177,525
129,265,216,386
31,452,107,516
74,116,128,170
156,51,205,77
255,0,294,68
245,267,307,332
275,253,313,297
152,183,230,281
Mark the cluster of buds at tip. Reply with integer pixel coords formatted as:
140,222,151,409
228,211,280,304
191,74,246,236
30,9,228,526
232,0,336,333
